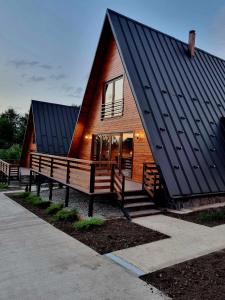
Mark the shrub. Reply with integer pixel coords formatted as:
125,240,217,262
73,217,105,231
35,200,52,209
46,202,64,215
0,183,9,190
199,209,225,222
15,191,31,198
54,208,79,222
24,194,51,208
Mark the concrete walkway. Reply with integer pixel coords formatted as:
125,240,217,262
0,192,167,300
111,215,225,273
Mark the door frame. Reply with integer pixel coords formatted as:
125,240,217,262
91,131,134,178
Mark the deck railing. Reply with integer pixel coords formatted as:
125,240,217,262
142,162,162,199
0,159,20,182
30,153,116,194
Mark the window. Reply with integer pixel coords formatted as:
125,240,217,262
102,76,123,119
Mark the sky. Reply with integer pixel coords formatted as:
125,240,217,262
1,0,225,114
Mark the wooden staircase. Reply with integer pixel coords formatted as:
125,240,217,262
113,164,162,219
122,190,161,219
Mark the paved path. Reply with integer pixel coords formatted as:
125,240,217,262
0,192,167,300
111,215,225,273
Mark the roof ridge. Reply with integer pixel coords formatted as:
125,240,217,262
31,99,79,109
107,8,225,64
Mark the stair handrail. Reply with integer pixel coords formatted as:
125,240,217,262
142,162,162,202
113,166,125,206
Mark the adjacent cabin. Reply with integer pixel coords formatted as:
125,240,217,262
21,100,79,168
29,9,225,217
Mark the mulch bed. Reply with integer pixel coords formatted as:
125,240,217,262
141,249,225,300
165,207,225,227
7,193,168,254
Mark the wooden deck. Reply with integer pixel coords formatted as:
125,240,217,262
29,153,143,194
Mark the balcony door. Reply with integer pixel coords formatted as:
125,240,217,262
92,132,133,178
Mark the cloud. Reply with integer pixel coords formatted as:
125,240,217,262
9,59,55,71
40,64,53,70
67,87,83,98
28,75,46,82
50,73,67,80
9,59,39,68
61,84,74,92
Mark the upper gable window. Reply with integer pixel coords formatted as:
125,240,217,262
102,76,124,119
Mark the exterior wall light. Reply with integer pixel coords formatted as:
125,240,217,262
84,134,92,140
135,131,145,140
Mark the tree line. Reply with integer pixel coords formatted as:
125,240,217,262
0,108,28,159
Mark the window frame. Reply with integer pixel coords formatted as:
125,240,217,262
101,75,124,120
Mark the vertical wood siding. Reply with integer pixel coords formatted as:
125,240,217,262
77,35,154,182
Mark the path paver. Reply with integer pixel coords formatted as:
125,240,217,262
0,192,167,300
111,215,225,273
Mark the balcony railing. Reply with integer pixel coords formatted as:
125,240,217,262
101,99,123,119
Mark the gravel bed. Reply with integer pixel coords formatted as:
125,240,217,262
40,187,123,219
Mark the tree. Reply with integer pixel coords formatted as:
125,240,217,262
0,108,28,148
15,113,28,144
0,117,14,148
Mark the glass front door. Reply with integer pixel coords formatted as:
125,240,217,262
92,132,133,178
121,133,133,178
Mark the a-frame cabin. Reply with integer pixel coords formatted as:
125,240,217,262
29,10,225,218
21,100,79,168
69,9,225,209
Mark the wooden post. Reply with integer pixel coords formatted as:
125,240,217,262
65,186,69,207
110,164,115,192
39,155,42,172
49,180,53,201
29,153,33,169
50,157,53,177
28,170,32,192
7,165,11,185
66,160,70,184
37,175,41,196
121,175,125,207
88,195,94,217
89,163,95,193
142,163,146,190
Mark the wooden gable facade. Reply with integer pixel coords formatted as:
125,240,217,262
69,23,154,183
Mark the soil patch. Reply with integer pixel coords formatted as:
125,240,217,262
141,249,225,300
165,206,225,227
8,193,169,254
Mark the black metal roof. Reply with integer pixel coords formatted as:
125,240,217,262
31,100,79,155
107,9,225,198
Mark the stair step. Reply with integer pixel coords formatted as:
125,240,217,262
124,194,150,201
124,201,155,209
129,209,161,218
124,190,147,196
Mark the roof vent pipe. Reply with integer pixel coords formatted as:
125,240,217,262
188,30,196,57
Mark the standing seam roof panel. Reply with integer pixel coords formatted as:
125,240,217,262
31,100,79,155
107,9,225,198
